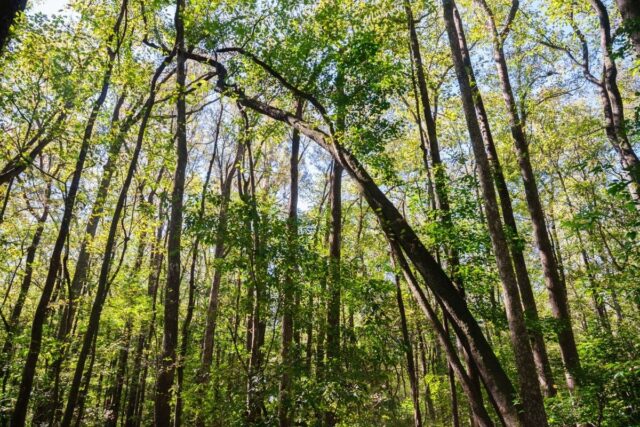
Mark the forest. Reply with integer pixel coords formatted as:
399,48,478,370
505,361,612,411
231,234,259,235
0,0,639,425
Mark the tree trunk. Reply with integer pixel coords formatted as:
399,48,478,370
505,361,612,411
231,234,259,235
590,0,640,207
195,120,244,427
0,181,51,386
452,2,555,397
278,99,303,427
60,55,170,427
11,2,125,418
324,159,342,427
244,131,267,425
33,93,131,425
390,241,493,427
392,255,423,427
104,320,132,427
441,0,547,424
476,0,580,393
155,0,188,422
175,107,221,426
190,50,527,426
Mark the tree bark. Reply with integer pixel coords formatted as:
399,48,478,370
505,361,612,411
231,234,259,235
452,2,555,397
11,1,125,418
155,0,188,422
324,159,342,427
278,99,303,427
0,180,51,386
476,0,580,393
441,0,548,424
392,254,423,427
590,0,640,207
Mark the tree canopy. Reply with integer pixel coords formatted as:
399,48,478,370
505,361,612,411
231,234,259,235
0,0,639,426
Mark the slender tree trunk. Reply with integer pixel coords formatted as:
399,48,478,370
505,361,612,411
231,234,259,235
392,255,423,427
155,0,188,422
57,93,128,342
11,2,125,418
33,93,131,425
1,181,51,385
590,0,640,207
174,108,220,426
390,241,494,427
404,7,490,422
476,0,580,392
416,326,436,422
104,320,132,427
324,159,342,427
60,56,171,427
452,3,555,397
195,122,244,427
207,52,526,426
244,131,267,425
278,99,303,427
442,1,548,424
124,172,165,427
447,337,460,427
72,331,98,427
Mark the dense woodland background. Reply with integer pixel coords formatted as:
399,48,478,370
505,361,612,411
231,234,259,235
0,0,639,425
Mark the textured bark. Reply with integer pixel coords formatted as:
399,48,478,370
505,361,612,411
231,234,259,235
324,159,342,427
453,2,555,397
442,0,548,424
590,0,640,207
244,132,267,425
155,0,187,421
476,0,580,393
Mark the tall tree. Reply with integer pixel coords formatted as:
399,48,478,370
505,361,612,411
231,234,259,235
278,99,303,427
475,0,581,392
442,0,548,424
11,0,127,421
155,0,188,422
